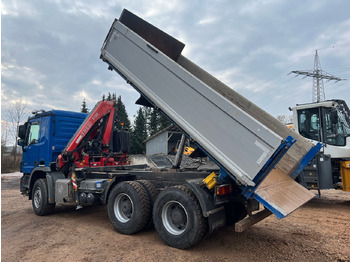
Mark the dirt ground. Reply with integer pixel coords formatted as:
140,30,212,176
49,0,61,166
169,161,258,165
2,175,350,262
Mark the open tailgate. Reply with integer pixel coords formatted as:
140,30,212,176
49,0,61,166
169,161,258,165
253,168,314,219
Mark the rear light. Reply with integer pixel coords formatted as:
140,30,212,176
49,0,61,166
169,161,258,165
215,184,233,195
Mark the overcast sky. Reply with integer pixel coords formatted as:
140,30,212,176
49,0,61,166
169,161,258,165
2,0,350,123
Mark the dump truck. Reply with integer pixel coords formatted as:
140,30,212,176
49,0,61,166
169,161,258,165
18,9,321,249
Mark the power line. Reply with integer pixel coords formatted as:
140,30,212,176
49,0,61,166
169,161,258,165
289,50,345,103
317,43,350,51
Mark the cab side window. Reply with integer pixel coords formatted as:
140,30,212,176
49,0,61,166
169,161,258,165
324,108,346,146
27,122,40,146
297,108,320,141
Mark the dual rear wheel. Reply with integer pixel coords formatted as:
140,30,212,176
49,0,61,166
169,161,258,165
153,185,208,249
107,182,208,249
107,181,152,234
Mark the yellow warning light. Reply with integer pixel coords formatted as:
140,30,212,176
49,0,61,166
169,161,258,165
202,172,217,190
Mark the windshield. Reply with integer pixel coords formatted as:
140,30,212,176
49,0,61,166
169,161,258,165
324,105,350,146
338,100,350,127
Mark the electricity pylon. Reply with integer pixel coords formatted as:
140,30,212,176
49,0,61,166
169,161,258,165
290,50,343,102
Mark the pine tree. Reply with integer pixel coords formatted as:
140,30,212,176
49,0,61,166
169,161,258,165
149,108,158,136
81,99,89,113
130,107,147,154
102,94,105,101
107,92,112,101
158,111,171,130
143,108,171,136
116,96,131,130
143,107,152,136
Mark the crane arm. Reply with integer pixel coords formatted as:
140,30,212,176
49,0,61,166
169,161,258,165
57,100,118,170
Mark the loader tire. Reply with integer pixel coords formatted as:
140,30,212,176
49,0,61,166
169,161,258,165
32,178,55,216
153,185,208,249
108,181,151,234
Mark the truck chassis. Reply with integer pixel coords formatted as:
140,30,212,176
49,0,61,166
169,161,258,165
21,164,256,249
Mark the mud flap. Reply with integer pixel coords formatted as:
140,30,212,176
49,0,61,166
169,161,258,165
253,168,315,219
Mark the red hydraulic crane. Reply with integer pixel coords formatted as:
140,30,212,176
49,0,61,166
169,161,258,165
57,100,129,171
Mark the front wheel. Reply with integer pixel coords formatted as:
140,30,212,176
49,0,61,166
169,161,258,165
153,185,208,249
32,179,55,216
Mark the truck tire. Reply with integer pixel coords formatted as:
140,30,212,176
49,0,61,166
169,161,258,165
107,181,151,234
32,179,55,216
153,185,208,249
136,180,159,229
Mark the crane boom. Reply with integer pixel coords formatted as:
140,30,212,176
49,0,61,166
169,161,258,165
57,100,129,171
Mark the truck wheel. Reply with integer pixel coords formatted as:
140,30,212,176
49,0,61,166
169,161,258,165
136,180,159,229
108,181,150,234
153,185,208,249
32,179,55,216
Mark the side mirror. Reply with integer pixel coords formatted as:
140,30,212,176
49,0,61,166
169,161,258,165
18,123,28,139
18,139,25,147
330,109,338,125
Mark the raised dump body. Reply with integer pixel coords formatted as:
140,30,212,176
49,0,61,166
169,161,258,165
100,10,320,219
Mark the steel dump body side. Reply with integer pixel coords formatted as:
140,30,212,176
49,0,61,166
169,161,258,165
101,21,283,186
176,55,314,176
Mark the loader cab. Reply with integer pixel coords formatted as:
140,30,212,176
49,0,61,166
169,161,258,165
18,110,87,174
291,100,350,158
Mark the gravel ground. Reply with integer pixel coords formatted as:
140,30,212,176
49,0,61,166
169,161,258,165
2,175,350,262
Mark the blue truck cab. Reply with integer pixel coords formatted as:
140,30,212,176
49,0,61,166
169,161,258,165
18,110,87,196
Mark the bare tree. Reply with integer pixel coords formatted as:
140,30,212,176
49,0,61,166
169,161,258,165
1,120,13,173
5,100,30,162
1,120,10,158
1,120,9,145
276,115,293,124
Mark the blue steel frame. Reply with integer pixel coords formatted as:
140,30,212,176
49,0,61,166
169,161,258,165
241,139,322,219
241,136,296,199
290,142,323,179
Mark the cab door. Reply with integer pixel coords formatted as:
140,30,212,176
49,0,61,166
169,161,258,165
297,107,323,143
22,120,41,174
